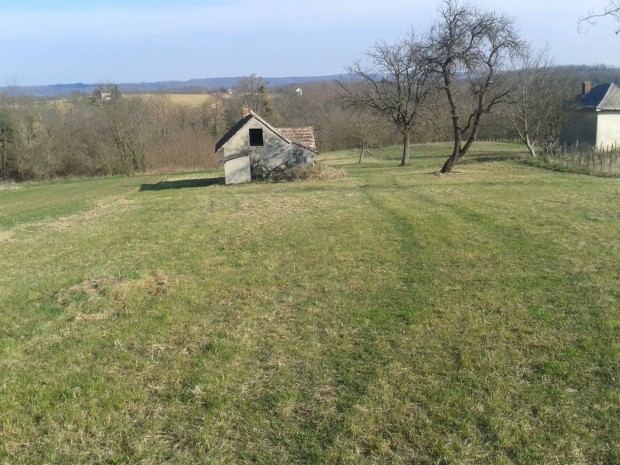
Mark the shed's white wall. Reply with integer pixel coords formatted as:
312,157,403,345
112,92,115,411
596,112,620,149
224,155,251,185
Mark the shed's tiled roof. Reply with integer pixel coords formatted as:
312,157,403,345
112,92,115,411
580,83,620,111
274,127,317,151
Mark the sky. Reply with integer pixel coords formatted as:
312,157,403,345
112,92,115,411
0,0,618,86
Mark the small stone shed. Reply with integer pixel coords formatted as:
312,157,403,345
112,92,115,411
215,110,318,185
561,82,620,150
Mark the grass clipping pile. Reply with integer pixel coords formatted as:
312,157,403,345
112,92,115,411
270,163,347,183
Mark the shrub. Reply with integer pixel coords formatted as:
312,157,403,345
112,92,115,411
271,162,347,182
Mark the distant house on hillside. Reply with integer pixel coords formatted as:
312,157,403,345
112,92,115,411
561,82,620,150
215,108,317,185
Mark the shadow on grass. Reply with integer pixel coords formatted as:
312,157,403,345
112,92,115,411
139,177,225,191
459,152,527,164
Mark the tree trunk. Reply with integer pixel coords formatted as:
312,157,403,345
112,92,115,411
525,135,536,158
440,150,459,173
400,132,410,166
359,140,365,163
441,130,461,173
1,136,6,178
441,112,484,173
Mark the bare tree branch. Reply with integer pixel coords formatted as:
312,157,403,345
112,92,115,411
424,0,522,173
579,1,620,33
337,33,439,166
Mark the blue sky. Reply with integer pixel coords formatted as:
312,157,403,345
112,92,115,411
1,0,618,86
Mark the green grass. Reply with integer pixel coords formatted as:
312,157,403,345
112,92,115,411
1,143,618,464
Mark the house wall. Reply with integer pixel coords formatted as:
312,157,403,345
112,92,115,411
223,117,314,181
224,155,251,185
560,111,598,149
596,112,620,149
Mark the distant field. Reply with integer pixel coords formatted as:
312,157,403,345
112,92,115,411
129,93,218,106
0,143,618,464
12,93,219,108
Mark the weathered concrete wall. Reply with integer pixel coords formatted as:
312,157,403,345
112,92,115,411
224,155,251,185
596,112,620,149
223,117,314,182
560,111,597,149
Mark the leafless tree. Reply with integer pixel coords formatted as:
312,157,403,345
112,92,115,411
202,96,226,139
103,96,149,175
0,107,16,179
579,1,620,33
505,45,557,158
0,98,45,180
147,93,176,142
345,110,386,163
424,0,522,173
338,34,438,166
228,74,271,121
271,85,325,129
145,101,217,172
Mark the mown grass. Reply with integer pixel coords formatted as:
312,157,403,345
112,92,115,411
0,143,618,464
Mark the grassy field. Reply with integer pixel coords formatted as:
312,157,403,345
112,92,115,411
1,143,618,464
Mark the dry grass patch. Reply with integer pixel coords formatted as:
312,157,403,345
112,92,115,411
53,270,175,322
0,229,14,242
0,181,22,191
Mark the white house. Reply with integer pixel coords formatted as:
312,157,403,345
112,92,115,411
561,82,620,150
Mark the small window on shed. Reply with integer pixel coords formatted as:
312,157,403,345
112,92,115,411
249,128,264,146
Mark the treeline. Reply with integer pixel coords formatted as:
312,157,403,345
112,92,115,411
556,64,620,87
0,89,220,181
0,64,617,182
0,79,408,182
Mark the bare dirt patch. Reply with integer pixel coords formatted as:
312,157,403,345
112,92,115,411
55,270,175,322
0,230,15,243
